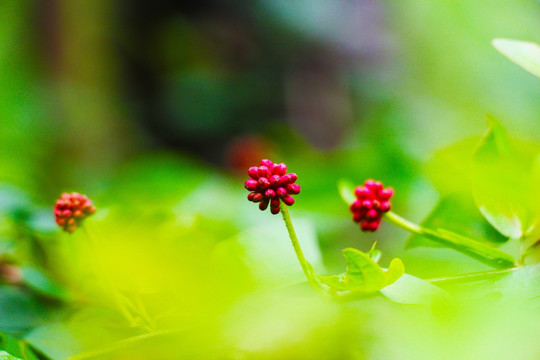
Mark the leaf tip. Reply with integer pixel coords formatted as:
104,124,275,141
492,38,509,51
384,258,405,285
485,114,500,129
337,179,356,205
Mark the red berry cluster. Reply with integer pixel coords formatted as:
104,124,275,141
245,159,300,214
54,192,97,233
350,180,393,231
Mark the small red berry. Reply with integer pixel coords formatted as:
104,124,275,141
245,159,300,215
54,192,96,233
260,159,274,169
366,209,379,219
270,175,281,186
276,187,287,198
257,166,269,178
258,177,271,189
364,179,376,188
371,182,383,192
350,200,362,211
362,200,373,209
270,198,281,214
378,188,394,200
244,179,258,191
282,195,295,206
361,219,381,231
288,173,298,183
379,201,391,212
355,187,371,199
287,184,300,195
273,163,287,176
259,199,270,211
279,175,292,186
350,180,393,232
248,167,259,179
361,221,373,231
353,210,366,222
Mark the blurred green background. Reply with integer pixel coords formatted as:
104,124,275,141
1,0,540,359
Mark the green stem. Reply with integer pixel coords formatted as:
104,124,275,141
383,211,423,233
279,203,326,294
384,211,516,269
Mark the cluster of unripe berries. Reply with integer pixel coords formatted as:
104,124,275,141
244,159,300,214
350,180,393,231
54,192,96,233
55,164,391,234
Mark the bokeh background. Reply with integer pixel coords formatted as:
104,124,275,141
1,1,540,359
6,0,540,272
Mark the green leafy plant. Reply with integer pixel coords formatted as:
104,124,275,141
0,32,540,360
251,116,539,300
316,247,404,294
244,159,407,297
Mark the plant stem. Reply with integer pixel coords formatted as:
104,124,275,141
383,211,423,233
279,203,326,294
383,211,516,269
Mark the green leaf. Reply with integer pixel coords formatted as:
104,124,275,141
21,266,68,300
406,194,508,249
0,351,22,360
447,264,540,300
0,333,39,360
317,248,404,293
472,116,540,240
384,258,405,285
499,263,540,299
0,286,52,336
385,211,515,269
425,137,480,195
432,229,515,268
337,180,356,205
492,38,540,78
341,248,387,292
380,273,449,305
